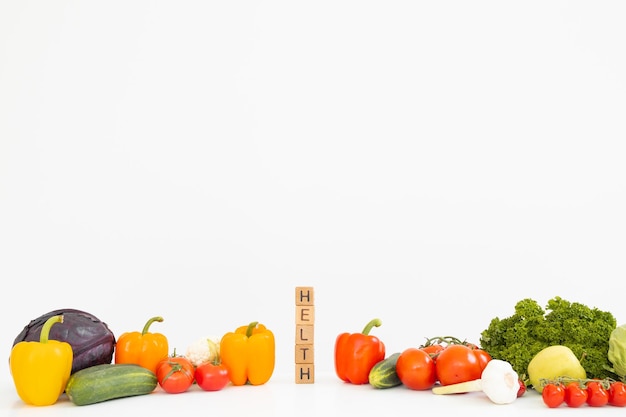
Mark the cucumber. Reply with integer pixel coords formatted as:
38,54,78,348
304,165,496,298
368,352,402,389
65,363,157,406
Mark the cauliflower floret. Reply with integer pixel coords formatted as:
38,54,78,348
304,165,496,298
185,337,221,367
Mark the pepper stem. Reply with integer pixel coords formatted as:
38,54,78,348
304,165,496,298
361,318,382,335
246,321,259,338
142,316,164,335
40,315,63,344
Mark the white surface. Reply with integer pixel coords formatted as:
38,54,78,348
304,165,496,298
4,374,626,417
2,1,626,414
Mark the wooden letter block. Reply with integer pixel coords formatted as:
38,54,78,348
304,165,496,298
296,305,315,325
295,364,315,384
295,286,315,384
295,286,314,305
295,324,314,344
295,344,314,363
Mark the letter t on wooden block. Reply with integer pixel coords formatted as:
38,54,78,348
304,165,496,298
295,286,315,384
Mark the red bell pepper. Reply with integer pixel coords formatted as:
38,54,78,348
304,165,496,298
334,318,386,384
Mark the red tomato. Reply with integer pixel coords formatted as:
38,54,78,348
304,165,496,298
156,356,195,394
586,381,609,407
542,383,565,408
420,344,444,360
434,344,482,386
194,362,230,391
564,382,588,408
396,348,437,390
609,381,626,407
517,379,527,397
471,349,491,372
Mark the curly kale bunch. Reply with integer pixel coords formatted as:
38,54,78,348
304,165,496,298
480,296,617,382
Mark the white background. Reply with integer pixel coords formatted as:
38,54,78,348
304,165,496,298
1,1,626,415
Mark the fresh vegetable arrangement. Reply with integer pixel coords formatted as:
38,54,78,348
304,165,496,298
367,334,515,402
6,294,626,410
480,296,618,384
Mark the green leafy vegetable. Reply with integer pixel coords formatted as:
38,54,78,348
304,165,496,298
479,296,617,385
608,324,626,380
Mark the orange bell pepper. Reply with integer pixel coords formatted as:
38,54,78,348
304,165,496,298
114,316,168,374
220,321,275,386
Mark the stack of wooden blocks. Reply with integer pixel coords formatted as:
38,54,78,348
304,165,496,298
295,286,314,384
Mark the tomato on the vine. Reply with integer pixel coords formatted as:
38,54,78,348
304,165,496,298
396,348,437,390
420,344,444,359
471,348,491,372
542,383,565,408
156,355,195,394
609,381,626,407
564,382,588,408
434,344,482,386
194,362,230,391
586,381,609,407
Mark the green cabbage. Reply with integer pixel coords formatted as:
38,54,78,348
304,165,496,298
609,324,626,378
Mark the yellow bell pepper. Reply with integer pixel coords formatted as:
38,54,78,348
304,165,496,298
220,321,275,386
10,315,73,406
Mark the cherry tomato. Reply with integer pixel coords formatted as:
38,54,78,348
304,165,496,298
156,356,195,394
542,383,565,408
434,344,482,386
586,380,609,407
564,382,588,408
471,349,491,372
396,348,437,390
609,381,626,407
517,379,527,397
194,362,230,391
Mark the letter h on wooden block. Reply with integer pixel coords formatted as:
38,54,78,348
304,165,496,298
296,364,315,384
296,286,314,306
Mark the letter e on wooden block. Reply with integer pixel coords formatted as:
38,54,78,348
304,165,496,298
295,344,314,363
296,306,314,324
295,364,315,384
295,286,314,305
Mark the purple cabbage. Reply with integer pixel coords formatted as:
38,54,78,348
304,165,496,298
13,308,116,374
